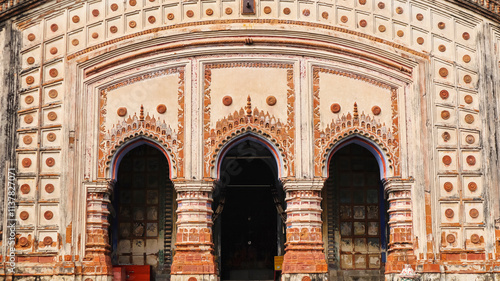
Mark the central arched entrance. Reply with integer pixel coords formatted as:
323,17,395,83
213,138,286,280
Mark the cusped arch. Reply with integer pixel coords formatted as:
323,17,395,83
213,132,285,179
107,136,175,180
323,133,392,179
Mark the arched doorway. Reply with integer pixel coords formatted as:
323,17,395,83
111,143,176,278
323,142,387,280
213,138,286,280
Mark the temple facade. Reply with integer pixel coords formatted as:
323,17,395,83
0,0,500,280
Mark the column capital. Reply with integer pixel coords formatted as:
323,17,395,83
173,180,214,191
383,177,414,193
282,178,326,191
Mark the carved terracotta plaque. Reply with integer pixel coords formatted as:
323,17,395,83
303,9,310,16
117,107,127,117
167,13,175,20
50,24,58,32
471,234,480,244
49,68,58,78
186,10,194,17
46,157,55,167
22,158,32,168
438,22,446,29
266,96,277,106
371,106,381,115
43,236,53,245
463,32,470,40
157,104,167,114
359,20,367,27
72,15,80,23
47,132,57,142
416,13,423,21
110,26,118,33
222,96,233,106
24,114,34,124
417,37,424,45
445,208,454,218
20,211,29,220
341,16,348,23
442,132,450,142
468,182,477,192
111,4,118,11
50,47,58,55
26,76,35,85
19,237,29,246
47,111,58,121
469,208,479,218
27,33,35,41
466,155,476,166
264,6,271,14
463,55,471,63
27,57,35,64
465,134,475,144
322,12,329,19
23,135,33,145
21,184,30,194
465,114,474,124
441,110,450,120
439,68,448,78
25,95,34,104
442,155,452,165
443,182,453,192
225,7,233,15
44,211,54,220
439,90,449,99
148,16,156,23
446,234,455,243
331,103,341,113
48,89,58,98
378,2,385,9
45,183,55,193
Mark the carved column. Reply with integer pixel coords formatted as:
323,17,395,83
82,180,113,280
282,179,328,281
171,181,217,281
383,178,416,274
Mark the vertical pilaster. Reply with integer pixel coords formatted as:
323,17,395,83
383,178,417,274
82,180,113,279
282,179,328,281
171,181,217,281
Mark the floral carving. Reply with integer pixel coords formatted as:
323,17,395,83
98,67,185,178
313,67,400,177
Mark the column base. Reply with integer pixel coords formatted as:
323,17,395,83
282,273,328,281
170,274,218,281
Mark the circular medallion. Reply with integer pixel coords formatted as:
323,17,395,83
266,96,277,106
47,111,58,121
110,26,118,33
439,68,448,78
396,7,403,14
22,158,32,168
19,237,29,247
359,19,367,27
117,107,127,117
446,234,456,243
44,211,54,220
148,16,156,23
331,103,341,114
302,9,310,16
438,45,446,52
49,68,58,78
465,134,475,144
445,208,454,218
188,278,197,281
417,37,424,45
443,182,453,192
341,16,348,23
24,114,34,124
378,2,385,9
23,135,33,145
438,22,446,29
167,13,175,20
471,234,480,244
225,7,233,15
397,30,404,37
50,47,58,55
129,21,137,28
359,0,366,5
468,182,477,192
442,155,452,165
21,184,31,194
26,76,35,85
371,106,381,115
464,75,472,84
466,155,476,166
48,89,58,98
442,131,450,142
92,9,100,17
45,183,55,193
47,132,57,142
27,57,35,64
72,15,80,23
20,211,29,220
43,236,53,246
469,208,479,219
322,12,329,19
46,157,55,167
463,32,470,40
464,95,473,104
416,13,424,21
186,10,194,17
129,0,137,6
206,8,214,16
463,54,471,63
222,96,233,106
111,3,119,11
27,33,36,41
465,114,474,124
72,39,79,46
263,6,272,14
378,25,386,32
157,104,167,114
50,24,58,32
92,32,99,39
441,110,450,120
25,95,34,104
302,277,312,281
283,8,291,15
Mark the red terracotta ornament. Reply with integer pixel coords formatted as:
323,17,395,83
442,132,450,142
322,12,329,19
19,237,29,246
45,183,55,193
442,155,452,165
466,155,476,166
46,157,55,167
47,111,58,121
44,211,54,220
50,24,58,32
157,104,167,114
43,236,53,246
117,107,127,117
24,115,34,124
266,96,277,106
302,9,310,16
471,234,480,244
331,103,341,113
283,8,291,15
443,182,453,192
371,106,381,115
469,208,479,218
445,208,454,218
25,95,34,104
22,158,32,168
206,9,214,16
20,211,29,220
465,134,475,144
21,184,31,194
23,135,33,145
47,132,57,142
222,96,233,106
446,234,455,243
468,182,477,192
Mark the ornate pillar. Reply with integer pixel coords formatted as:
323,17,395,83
82,180,113,280
171,181,217,281
282,179,328,281
383,178,416,274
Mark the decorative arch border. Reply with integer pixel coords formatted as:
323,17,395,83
312,66,401,178
203,62,295,179
214,132,285,179
98,66,185,179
